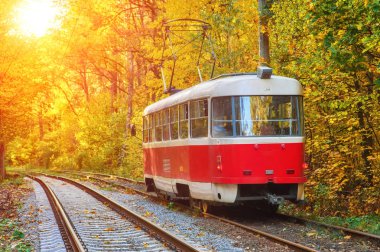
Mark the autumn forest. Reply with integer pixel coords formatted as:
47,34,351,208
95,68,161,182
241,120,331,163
0,0,379,217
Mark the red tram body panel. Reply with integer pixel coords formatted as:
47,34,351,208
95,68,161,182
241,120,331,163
143,74,307,206
144,143,305,183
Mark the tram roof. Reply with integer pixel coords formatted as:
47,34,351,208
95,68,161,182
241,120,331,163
143,74,303,115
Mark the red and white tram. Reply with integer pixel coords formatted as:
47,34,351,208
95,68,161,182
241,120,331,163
142,68,307,212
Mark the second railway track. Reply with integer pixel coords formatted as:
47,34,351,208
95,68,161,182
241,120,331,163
66,171,380,252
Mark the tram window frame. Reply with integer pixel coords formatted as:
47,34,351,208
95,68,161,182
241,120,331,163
143,116,149,143
154,111,163,141
170,105,179,140
190,99,208,138
162,109,170,141
179,103,189,139
148,114,154,142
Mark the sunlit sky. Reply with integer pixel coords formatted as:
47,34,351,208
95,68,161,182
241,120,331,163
14,0,62,37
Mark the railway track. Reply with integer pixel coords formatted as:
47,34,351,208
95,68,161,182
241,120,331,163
275,213,380,241
28,174,202,252
27,175,85,252
62,172,377,251
70,172,380,244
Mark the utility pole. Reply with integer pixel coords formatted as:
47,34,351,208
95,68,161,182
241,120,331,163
259,0,270,65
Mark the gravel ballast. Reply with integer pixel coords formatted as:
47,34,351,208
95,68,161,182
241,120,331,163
81,180,291,252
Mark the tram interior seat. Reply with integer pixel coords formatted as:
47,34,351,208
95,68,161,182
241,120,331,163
213,123,233,137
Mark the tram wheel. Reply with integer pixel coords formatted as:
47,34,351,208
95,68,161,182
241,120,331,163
257,202,279,214
154,187,165,200
189,198,200,210
267,204,279,213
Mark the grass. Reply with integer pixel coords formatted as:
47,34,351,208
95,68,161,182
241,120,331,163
97,185,115,191
316,215,380,235
0,219,32,252
279,202,380,235
1,176,25,187
167,202,175,210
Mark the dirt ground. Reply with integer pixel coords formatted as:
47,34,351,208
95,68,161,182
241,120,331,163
0,175,33,251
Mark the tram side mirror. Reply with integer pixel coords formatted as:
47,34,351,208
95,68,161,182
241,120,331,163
130,124,136,137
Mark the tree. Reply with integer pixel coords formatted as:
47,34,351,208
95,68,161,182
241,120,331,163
0,0,48,180
269,0,380,215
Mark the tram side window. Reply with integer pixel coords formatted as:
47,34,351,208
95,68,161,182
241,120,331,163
154,111,163,141
179,103,189,139
148,114,154,142
212,97,233,137
276,96,303,136
143,116,149,143
170,106,179,140
190,99,208,138
162,109,170,141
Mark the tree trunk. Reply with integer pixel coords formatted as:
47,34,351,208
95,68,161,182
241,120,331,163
38,106,44,140
354,80,374,185
119,52,135,169
80,63,90,103
126,52,134,134
0,142,5,181
110,71,118,113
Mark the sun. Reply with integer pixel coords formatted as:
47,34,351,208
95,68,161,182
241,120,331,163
14,0,62,37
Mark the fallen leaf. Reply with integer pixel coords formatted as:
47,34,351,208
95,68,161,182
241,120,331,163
143,211,152,217
306,231,317,237
197,232,205,237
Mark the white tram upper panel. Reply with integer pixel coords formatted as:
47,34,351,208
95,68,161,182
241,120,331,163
143,75,303,115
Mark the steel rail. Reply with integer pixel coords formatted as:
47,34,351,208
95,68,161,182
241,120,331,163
68,171,144,185
108,174,145,185
204,212,318,252
72,173,157,201
41,174,201,252
27,175,86,252
276,213,380,241
89,172,144,185
68,172,317,252
76,171,380,244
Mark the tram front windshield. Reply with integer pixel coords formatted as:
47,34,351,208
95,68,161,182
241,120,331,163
212,96,303,137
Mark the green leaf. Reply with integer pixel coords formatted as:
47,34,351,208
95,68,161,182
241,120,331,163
375,78,380,87
12,230,25,240
324,31,334,48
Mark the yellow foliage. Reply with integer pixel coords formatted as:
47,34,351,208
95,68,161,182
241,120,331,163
1,0,378,217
